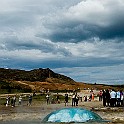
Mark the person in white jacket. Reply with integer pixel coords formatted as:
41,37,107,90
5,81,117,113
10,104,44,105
110,89,116,107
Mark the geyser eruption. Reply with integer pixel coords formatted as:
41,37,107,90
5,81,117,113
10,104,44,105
42,108,104,123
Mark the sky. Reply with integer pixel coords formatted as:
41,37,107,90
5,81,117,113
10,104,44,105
0,0,124,85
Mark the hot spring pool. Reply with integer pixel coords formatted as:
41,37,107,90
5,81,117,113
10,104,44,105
42,108,108,123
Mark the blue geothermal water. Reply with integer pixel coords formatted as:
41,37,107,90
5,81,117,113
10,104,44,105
42,108,104,123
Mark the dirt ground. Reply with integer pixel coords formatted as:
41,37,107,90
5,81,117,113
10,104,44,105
0,98,124,124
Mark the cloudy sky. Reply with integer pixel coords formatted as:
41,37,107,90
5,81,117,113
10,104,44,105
0,0,124,85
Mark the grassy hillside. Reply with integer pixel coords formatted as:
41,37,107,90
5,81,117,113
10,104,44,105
0,68,124,94
0,68,76,93
0,68,74,82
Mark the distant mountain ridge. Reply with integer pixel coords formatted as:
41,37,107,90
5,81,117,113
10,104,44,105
0,68,74,82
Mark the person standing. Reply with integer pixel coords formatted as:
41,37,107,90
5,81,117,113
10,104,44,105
13,96,16,107
89,91,92,101
102,90,106,107
106,89,110,107
18,95,22,105
122,92,124,106
28,94,32,106
46,94,50,105
6,95,10,107
75,95,80,106
72,93,76,106
91,93,94,101
65,93,68,106
116,90,121,106
84,96,87,102
99,90,103,101
120,90,123,106
56,93,60,103
110,89,116,107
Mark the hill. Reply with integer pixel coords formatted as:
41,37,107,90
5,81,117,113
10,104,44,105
0,68,74,82
0,68,78,93
0,68,123,94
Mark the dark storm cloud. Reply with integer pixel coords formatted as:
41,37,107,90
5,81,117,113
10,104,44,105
1,56,123,69
38,0,124,42
0,0,124,84
41,17,124,43
40,24,93,42
94,23,124,40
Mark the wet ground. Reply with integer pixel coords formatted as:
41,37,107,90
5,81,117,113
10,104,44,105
0,100,124,124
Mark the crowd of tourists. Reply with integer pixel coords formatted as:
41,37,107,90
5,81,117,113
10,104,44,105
5,94,32,107
6,95,16,107
45,93,69,106
71,92,81,106
4,88,124,108
45,92,82,107
98,89,124,107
